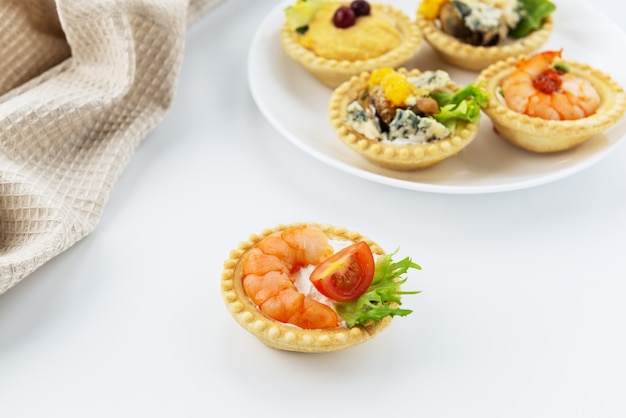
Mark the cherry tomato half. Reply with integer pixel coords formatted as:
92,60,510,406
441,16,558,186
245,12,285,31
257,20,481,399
309,241,375,302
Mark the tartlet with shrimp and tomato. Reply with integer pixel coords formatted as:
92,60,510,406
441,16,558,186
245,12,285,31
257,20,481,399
280,0,422,88
416,0,555,71
477,49,626,152
220,223,420,353
328,67,488,170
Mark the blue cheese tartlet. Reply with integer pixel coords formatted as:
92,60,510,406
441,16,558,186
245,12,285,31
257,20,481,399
416,0,554,71
328,67,487,170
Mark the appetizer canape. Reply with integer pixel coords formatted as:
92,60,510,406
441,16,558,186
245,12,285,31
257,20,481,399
280,0,422,88
328,67,488,170
416,0,555,71
477,49,626,152
221,223,420,352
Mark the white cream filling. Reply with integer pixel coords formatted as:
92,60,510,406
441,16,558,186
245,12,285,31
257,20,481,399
293,239,352,306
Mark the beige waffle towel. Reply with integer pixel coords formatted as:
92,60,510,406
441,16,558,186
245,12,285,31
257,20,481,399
0,0,221,293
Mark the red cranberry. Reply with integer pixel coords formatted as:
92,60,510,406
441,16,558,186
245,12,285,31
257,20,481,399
351,0,371,17
333,6,356,28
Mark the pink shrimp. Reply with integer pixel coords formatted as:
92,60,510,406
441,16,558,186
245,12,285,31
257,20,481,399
501,50,600,121
241,225,339,329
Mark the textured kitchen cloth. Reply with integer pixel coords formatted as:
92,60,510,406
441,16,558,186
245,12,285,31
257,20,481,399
0,0,221,293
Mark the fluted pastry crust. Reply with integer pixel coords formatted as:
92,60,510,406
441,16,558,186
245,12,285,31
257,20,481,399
416,11,553,71
477,56,626,152
328,68,479,170
280,4,422,88
221,223,394,353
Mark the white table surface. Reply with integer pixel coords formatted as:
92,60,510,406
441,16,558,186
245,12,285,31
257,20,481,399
1,1,625,417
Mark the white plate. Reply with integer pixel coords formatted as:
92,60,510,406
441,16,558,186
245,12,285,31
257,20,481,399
247,0,626,194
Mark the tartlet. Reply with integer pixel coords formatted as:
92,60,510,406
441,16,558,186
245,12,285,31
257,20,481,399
221,223,400,353
416,0,554,71
280,3,422,88
477,52,626,152
328,68,483,170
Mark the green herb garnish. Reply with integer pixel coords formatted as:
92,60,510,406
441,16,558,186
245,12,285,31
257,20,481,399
284,0,338,32
553,62,570,73
335,250,421,328
510,0,556,39
430,82,490,131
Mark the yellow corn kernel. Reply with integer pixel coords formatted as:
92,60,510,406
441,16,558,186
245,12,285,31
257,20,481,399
418,0,449,19
380,73,414,106
369,68,394,87
369,68,419,106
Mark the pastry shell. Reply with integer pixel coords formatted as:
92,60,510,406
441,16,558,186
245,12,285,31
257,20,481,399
280,3,422,88
416,11,553,71
329,68,479,170
477,56,626,153
220,223,394,353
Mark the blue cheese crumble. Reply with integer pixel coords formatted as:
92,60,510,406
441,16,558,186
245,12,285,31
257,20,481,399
464,2,502,31
495,0,522,28
386,109,450,144
346,101,380,140
464,0,521,30
345,70,453,145
408,70,452,91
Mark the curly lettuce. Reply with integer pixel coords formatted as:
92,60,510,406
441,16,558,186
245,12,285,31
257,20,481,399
335,250,421,328
510,0,556,39
430,83,490,131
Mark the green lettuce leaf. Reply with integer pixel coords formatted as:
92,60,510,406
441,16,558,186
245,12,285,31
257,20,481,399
510,0,556,39
335,250,421,328
430,83,490,131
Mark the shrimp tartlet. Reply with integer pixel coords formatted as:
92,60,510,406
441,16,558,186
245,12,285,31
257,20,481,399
280,0,422,88
416,0,554,71
328,67,488,170
478,50,626,152
221,223,420,353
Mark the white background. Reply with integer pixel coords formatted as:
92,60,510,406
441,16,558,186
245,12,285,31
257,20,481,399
1,1,625,417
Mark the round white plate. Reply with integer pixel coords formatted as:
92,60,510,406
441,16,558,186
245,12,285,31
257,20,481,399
247,0,626,194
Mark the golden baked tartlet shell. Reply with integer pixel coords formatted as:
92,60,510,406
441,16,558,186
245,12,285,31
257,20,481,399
477,56,626,152
416,12,553,71
329,69,479,170
221,223,394,353
280,4,422,88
